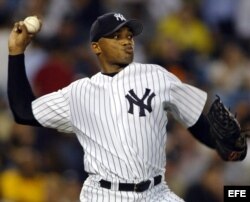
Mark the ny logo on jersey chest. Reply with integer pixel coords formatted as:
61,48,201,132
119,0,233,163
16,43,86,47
125,88,155,117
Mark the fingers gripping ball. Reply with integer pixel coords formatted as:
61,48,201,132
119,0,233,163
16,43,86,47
23,16,41,34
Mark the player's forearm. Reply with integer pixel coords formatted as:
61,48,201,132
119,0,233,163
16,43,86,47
188,113,216,149
7,54,41,126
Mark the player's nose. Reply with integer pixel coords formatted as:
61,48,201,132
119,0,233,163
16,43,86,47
120,38,133,46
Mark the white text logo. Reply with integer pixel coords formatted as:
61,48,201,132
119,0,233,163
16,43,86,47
114,13,126,21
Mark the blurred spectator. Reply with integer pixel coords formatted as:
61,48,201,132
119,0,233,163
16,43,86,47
165,120,214,197
0,0,20,25
146,0,182,23
0,13,11,98
34,127,87,182
71,0,105,31
184,156,225,202
157,2,214,55
234,0,250,54
0,96,12,172
148,36,192,83
235,0,250,38
15,0,48,21
0,96,12,142
32,49,74,96
8,124,36,148
61,170,82,202
0,146,48,202
152,1,215,87
200,0,238,37
72,43,99,78
42,15,82,50
43,171,82,202
25,39,49,84
205,40,250,107
38,0,73,39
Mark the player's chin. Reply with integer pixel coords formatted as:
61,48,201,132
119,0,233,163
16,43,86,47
123,54,134,64
114,54,134,67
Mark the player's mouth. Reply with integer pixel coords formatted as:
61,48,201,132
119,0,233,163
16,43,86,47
124,46,134,54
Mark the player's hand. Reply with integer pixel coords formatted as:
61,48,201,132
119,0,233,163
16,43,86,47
8,21,35,55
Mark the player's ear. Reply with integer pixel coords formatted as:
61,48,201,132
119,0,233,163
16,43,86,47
91,42,101,55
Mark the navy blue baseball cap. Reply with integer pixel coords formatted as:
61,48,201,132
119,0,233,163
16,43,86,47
90,12,143,42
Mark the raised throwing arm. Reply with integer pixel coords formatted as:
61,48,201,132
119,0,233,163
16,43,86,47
8,21,42,126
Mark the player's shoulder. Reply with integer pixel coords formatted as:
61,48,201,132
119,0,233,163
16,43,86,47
131,62,181,82
128,62,162,73
67,76,90,89
130,62,161,69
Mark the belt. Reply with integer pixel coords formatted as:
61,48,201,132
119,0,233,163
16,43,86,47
99,175,162,192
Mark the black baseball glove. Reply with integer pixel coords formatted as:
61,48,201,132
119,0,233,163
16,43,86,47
206,96,247,161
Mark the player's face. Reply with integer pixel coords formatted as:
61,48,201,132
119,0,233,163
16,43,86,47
93,27,135,69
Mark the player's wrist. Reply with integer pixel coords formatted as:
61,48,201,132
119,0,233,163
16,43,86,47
9,48,25,55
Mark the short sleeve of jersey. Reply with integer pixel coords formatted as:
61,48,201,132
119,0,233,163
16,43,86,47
31,84,73,133
166,82,207,128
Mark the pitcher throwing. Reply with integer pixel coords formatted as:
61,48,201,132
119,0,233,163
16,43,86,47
7,13,247,202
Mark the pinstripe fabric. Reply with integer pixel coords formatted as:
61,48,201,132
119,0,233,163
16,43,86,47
32,63,207,201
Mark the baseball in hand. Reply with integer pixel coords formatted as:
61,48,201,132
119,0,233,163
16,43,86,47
23,16,41,34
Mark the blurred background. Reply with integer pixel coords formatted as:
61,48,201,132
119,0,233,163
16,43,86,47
0,0,250,201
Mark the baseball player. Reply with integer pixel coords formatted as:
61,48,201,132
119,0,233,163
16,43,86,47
7,13,247,202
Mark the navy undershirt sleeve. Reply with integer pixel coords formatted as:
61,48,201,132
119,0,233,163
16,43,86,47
8,54,41,126
188,113,215,149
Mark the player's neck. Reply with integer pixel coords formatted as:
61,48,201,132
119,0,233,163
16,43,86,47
100,63,127,74
101,72,118,77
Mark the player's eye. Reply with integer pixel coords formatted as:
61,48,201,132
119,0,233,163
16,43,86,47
128,35,133,40
113,34,119,39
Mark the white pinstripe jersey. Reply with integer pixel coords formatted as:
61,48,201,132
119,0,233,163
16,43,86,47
32,63,207,183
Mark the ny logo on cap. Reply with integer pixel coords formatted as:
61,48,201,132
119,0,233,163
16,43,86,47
114,13,126,21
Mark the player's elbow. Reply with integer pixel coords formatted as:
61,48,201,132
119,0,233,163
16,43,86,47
9,104,42,127
11,110,30,125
